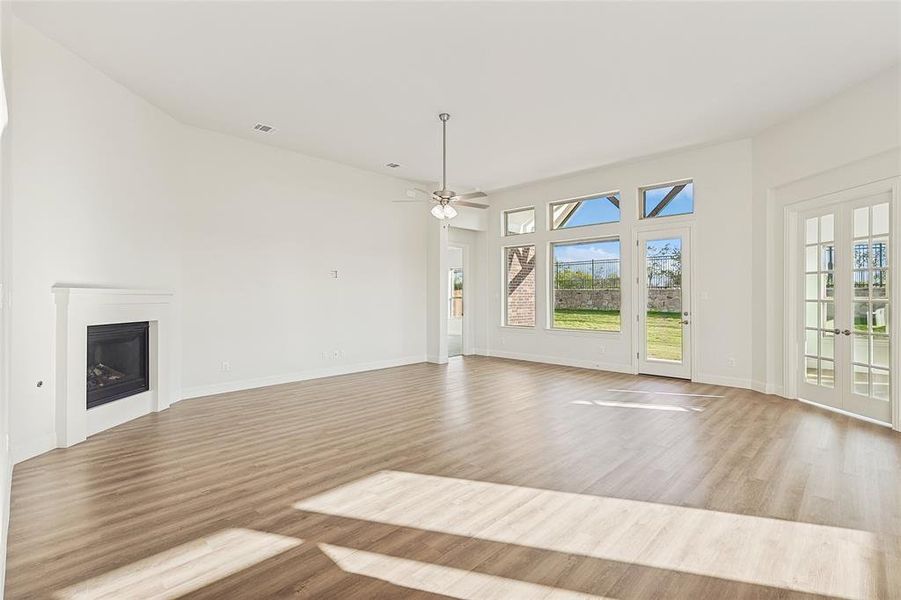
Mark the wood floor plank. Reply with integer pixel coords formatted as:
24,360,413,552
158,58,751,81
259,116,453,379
5,357,900,599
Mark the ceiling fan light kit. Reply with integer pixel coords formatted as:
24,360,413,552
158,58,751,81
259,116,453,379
394,113,489,220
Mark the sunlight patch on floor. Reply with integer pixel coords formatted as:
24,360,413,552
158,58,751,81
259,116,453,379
295,470,879,600
607,389,724,399
572,399,704,412
54,528,301,600
319,543,611,599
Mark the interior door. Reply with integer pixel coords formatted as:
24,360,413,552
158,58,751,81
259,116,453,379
798,193,893,423
638,228,691,378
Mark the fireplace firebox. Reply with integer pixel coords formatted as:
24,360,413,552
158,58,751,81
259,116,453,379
86,321,150,409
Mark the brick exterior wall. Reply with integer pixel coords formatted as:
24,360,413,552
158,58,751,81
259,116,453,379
506,246,536,326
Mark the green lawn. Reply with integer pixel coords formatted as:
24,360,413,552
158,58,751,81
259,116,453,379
553,309,682,361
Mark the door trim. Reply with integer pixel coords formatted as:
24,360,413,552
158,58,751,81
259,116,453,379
784,177,901,430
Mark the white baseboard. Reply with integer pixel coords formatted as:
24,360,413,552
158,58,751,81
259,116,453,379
180,355,427,400
483,349,634,374
11,431,56,465
750,379,786,397
693,373,752,390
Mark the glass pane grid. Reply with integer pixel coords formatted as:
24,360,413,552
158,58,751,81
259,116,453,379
848,203,891,401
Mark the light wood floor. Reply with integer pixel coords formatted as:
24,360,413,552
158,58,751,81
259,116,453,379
6,357,901,599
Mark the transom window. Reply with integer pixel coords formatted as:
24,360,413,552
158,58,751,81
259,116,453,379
641,181,694,219
504,208,535,236
550,192,620,230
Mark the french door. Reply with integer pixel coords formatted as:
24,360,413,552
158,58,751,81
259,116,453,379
638,228,691,378
799,192,893,423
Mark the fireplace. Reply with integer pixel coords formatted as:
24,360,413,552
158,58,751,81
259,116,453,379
86,321,150,409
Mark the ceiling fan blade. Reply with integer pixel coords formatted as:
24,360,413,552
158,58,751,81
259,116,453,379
454,191,487,201
454,200,489,209
392,199,428,203
410,187,437,198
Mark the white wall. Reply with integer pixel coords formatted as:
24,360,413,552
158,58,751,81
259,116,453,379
479,139,754,387
0,2,11,593
7,19,184,462
6,18,428,462
178,125,427,397
751,68,901,394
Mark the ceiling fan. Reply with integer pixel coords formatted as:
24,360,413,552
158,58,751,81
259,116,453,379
396,113,488,219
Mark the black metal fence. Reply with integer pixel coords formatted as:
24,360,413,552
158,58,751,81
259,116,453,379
553,254,681,290
554,259,620,290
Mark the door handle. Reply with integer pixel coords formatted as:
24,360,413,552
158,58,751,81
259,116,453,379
831,328,841,334
842,329,852,336
681,319,689,325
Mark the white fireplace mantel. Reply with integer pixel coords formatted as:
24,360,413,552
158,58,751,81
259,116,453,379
52,287,174,447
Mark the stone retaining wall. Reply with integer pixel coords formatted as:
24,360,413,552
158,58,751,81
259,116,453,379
554,288,682,312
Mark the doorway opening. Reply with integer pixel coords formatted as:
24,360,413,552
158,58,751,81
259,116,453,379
448,246,464,357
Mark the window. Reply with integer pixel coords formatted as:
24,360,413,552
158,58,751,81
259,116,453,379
550,193,620,229
551,239,620,331
505,208,535,235
641,181,693,219
505,245,536,326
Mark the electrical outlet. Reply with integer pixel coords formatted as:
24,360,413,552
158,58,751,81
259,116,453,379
221,361,231,372
728,357,736,367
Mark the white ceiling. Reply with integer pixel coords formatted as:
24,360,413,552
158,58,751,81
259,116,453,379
13,1,900,191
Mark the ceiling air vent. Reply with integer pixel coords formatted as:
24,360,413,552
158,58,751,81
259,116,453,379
253,123,275,133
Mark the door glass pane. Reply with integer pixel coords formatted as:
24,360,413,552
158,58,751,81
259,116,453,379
853,242,869,269
872,269,887,299
821,301,834,329
871,369,890,401
805,275,818,300
853,364,869,396
804,329,818,355
645,238,682,361
805,302,818,327
872,336,889,369
853,302,869,332
853,270,868,298
853,207,869,238
821,244,835,271
873,238,888,267
805,218,818,244
820,214,834,242
820,360,835,388
872,203,889,236
820,331,834,360
805,357,818,384
805,246,817,272
872,301,888,334
853,334,869,364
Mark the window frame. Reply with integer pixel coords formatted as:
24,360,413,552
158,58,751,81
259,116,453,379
639,179,694,220
549,236,622,334
503,206,536,237
548,190,621,231
503,243,537,328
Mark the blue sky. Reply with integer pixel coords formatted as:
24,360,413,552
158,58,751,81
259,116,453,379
560,195,620,228
554,240,620,262
644,183,693,217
